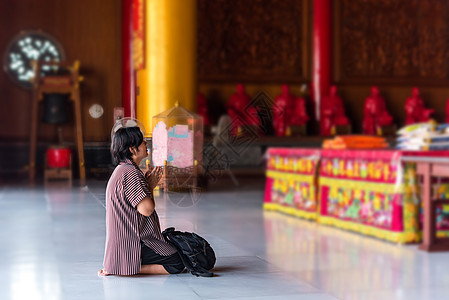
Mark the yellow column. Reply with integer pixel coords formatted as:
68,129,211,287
137,0,197,135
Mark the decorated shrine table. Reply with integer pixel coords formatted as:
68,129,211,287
264,148,449,246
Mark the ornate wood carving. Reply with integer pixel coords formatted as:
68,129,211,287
335,0,449,83
198,0,309,82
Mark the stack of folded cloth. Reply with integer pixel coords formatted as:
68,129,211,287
323,135,389,149
396,122,449,150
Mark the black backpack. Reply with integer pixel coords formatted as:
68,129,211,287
162,227,216,277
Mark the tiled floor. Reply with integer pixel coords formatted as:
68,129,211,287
1,177,449,300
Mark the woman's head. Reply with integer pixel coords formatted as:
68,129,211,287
111,126,144,164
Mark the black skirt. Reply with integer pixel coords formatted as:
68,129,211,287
141,242,185,274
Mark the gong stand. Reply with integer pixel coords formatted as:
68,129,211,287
29,60,86,185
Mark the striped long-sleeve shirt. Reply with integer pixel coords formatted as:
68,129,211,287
103,159,176,275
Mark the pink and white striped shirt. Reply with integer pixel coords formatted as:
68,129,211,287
103,159,176,275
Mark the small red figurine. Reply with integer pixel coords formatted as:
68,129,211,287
404,87,434,125
290,96,309,126
227,84,260,135
320,85,349,136
197,92,211,125
273,84,295,136
362,86,393,135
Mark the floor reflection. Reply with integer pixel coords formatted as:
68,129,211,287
263,210,449,298
1,179,449,300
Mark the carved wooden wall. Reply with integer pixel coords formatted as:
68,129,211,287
332,0,449,130
198,0,310,83
335,0,449,83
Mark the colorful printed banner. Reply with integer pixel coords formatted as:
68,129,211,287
266,148,320,175
264,148,320,220
318,150,420,243
320,158,398,182
267,171,316,212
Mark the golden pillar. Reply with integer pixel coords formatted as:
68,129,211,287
137,0,197,135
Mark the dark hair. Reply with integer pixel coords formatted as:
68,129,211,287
111,126,144,164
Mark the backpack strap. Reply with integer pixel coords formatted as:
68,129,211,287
191,269,214,277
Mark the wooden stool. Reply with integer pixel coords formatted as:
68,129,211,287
44,155,73,186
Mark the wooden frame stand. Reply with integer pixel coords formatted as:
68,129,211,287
29,60,86,185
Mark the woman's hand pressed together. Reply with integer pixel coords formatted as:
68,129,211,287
145,166,163,191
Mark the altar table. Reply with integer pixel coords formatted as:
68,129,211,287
264,148,449,245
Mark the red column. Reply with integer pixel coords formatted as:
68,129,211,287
122,0,136,118
312,0,331,121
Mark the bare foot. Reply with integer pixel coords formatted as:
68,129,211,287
98,268,110,277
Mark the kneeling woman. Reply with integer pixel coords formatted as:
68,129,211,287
99,126,184,276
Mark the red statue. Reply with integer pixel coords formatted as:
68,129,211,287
227,84,260,135
272,84,295,136
320,85,349,136
290,96,309,126
197,92,211,125
362,86,393,135
404,87,434,125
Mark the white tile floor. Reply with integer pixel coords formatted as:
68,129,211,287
1,177,449,300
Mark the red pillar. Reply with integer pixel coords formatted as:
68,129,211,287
312,0,331,121
122,0,136,118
